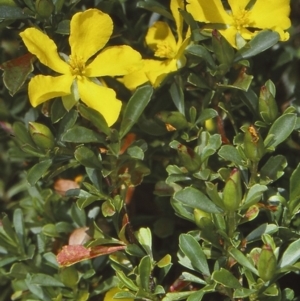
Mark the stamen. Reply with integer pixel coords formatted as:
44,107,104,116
69,55,86,77
231,8,253,30
154,41,176,59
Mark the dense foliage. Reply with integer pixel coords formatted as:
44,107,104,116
1,0,300,300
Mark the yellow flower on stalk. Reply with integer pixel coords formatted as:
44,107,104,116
123,0,190,90
20,9,142,126
186,0,291,48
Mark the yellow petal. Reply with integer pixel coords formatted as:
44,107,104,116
69,9,113,62
228,0,249,14
85,45,142,77
249,0,291,35
122,71,149,91
186,0,231,24
28,74,74,107
170,0,184,44
146,22,177,59
77,77,121,126
146,59,177,88
20,28,69,74
218,26,239,48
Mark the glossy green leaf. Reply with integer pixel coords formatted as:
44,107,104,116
136,0,173,19
228,248,258,275
174,187,223,213
78,104,110,136
195,109,218,125
27,159,52,186
120,85,153,138
138,256,152,292
136,228,152,258
234,31,279,62
265,113,297,149
30,273,64,287
212,268,241,288
61,126,105,143
179,234,210,276
246,223,278,243
186,45,216,69
116,270,139,291
240,184,268,210
260,155,287,184
289,163,300,214
74,146,101,168
218,145,244,166
0,5,32,19
278,238,300,268
169,80,185,115
0,53,34,95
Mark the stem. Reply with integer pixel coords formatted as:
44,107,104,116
227,211,237,239
249,161,259,186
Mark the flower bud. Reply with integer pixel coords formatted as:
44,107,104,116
35,0,54,19
259,85,278,124
193,208,212,229
222,168,242,211
257,244,277,282
28,122,55,150
177,144,201,173
243,125,265,162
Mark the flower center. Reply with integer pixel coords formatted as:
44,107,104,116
69,55,86,77
154,41,176,59
231,8,253,30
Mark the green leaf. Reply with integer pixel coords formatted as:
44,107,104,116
78,104,110,136
179,234,210,276
61,126,105,143
289,163,300,213
265,113,297,149
185,45,216,69
30,273,64,287
278,238,300,268
57,109,78,139
174,187,223,213
27,159,52,186
13,209,25,253
218,145,244,166
136,0,173,19
212,268,241,288
228,248,258,275
74,146,102,168
246,223,278,243
0,53,34,95
234,30,279,62
240,184,268,210
163,291,194,301
0,5,32,19
119,85,153,138
212,30,234,66
260,155,287,184
136,228,152,258
138,256,152,292
116,270,139,291
169,80,185,115
234,288,257,298
195,108,218,125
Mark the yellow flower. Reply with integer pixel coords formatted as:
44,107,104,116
186,0,291,48
123,0,190,90
20,9,142,126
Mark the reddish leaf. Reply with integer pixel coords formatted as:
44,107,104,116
0,53,35,96
56,244,126,267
